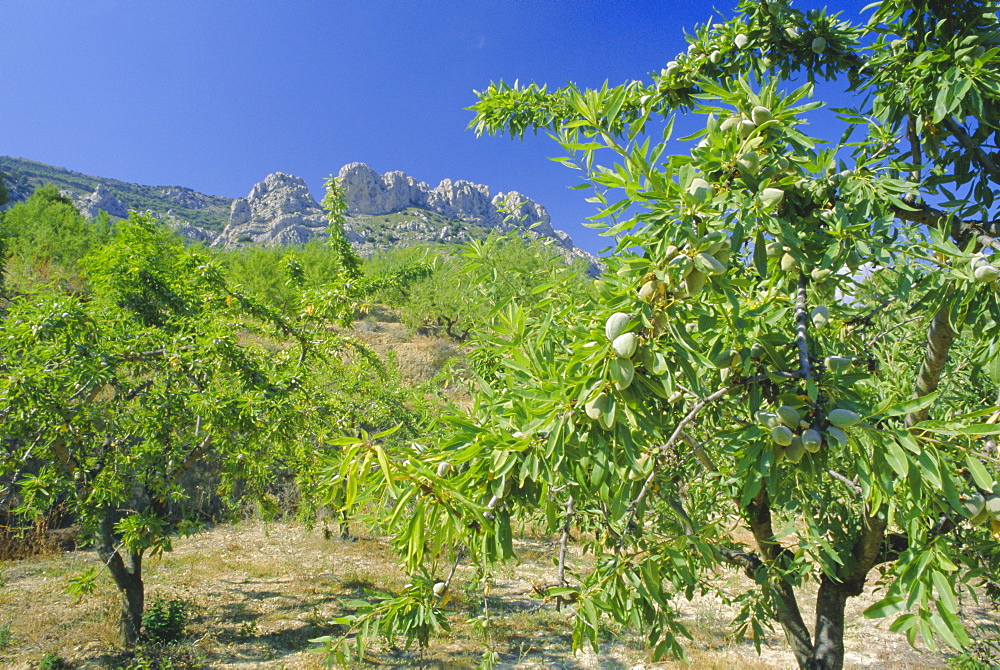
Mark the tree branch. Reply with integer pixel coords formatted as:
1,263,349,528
942,117,1000,183
746,489,815,665
906,301,954,428
794,273,812,382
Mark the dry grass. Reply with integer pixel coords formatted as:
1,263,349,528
0,519,979,669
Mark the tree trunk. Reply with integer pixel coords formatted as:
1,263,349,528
96,514,145,646
808,577,853,670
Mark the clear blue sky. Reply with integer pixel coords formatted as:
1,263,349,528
2,1,872,255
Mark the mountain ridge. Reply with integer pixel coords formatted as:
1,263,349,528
0,156,599,272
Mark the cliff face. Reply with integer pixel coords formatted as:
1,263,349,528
212,173,349,248
336,162,555,237
0,156,600,271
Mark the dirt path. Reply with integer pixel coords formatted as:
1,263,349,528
0,521,977,668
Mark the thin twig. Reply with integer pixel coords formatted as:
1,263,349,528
617,383,739,553
824,468,863,496
556,496,574,611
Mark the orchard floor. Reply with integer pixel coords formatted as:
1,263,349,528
0,520,991,669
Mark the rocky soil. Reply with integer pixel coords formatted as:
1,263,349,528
0,519,981,669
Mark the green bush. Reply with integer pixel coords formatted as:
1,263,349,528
140,597,193,644
38,652,67,670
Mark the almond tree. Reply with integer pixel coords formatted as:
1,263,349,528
322,2,1000,669
1,213,361,645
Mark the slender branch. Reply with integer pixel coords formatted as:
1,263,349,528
172,432,212,484
435,546,465,605
903,114,923,205
679,431,716,471
864,315,922,349
556,496,574,611
942,117,1000,183
825,468,862,496
622,384,739,543
557,497,573,586
794,272,812,382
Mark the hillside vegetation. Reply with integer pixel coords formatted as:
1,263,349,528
5,2,1000,669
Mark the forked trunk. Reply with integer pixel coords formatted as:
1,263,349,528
96,514,145,645
770,576,853,670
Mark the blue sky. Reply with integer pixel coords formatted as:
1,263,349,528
2,1,872,255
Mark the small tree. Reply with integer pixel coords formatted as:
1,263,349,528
2,214,350,645
323,2,1000,668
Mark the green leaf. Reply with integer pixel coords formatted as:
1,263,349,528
966,454,995,490
930,571,956,615
879,392,938,417
863,595,905,619
885,441,910,478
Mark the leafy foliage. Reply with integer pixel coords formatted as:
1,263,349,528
141,597,195,644
319,1,1000,668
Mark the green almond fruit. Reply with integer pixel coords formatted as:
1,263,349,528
987,495,1000,520
756,410,778,428
695,252,727,276
811,36,827,53
760,187,785,209
709,50,722,64
780,253,799,272
685,269,707,296
765,241,785,258
971,254,990,269
638,279,665,302
802,428,823,453
605,312,631,341
734,33,749,49
777,405,801,428
786,435,806,463
810,305,830,329
611,357,635,391
715,249,731,265
737,151,760,175
974,265,1000,283
669,254,694,278
720,116,740,132
688,178,714,204
437,461,451,477
598,398,616,431
828,408,861,428
663,244,680,262
712,348,742,369
612,332,639,358
963,492,987,519
824,355,854,373
739,119,758,138
811,267,833,282
771,425,794,447
825,426,848,449
971,505,991,526
697,230,728,252
846,248,863,271
585,392,608,420
751,105,773,126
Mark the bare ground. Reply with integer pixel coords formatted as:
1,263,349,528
0,520,989,669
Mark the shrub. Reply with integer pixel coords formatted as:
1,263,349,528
140,597,193,644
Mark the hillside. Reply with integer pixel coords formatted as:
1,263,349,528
0,156,232,231
0,156,600,272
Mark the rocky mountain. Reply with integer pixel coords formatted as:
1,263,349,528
0,156,599,272
0,156,232,231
